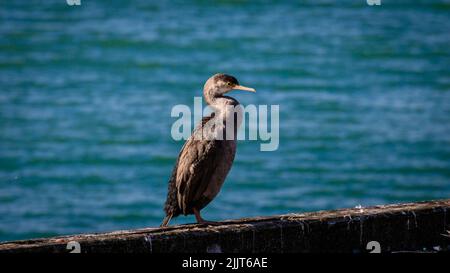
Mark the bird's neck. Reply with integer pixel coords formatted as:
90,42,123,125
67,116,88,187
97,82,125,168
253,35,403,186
204,88,239,111
205,95,239,113
203,91,242,138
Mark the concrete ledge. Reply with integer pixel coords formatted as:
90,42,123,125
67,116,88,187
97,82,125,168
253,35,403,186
1,199,449,253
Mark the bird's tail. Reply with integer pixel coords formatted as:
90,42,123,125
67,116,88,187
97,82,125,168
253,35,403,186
160,214,173,227
162,156,181,228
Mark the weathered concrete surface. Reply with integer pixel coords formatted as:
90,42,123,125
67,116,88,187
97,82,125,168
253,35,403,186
1,199,449,253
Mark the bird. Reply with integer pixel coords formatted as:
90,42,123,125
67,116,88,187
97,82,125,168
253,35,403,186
161,73,256,227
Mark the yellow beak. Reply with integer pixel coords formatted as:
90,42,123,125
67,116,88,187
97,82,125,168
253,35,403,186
232,85,256,92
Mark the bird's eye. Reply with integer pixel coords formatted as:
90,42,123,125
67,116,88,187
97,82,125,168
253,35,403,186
227,82,232,86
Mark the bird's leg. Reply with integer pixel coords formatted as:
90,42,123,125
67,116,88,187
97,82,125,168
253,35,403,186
193,208,220,226
193,207,207,223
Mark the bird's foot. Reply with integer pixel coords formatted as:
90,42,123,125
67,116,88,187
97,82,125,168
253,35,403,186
197,220,221,226
193,208,221,226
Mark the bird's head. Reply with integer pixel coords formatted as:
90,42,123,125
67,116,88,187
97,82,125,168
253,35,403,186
203,73,256,97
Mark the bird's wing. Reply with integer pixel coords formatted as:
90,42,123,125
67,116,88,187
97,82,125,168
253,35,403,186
175,115,221,214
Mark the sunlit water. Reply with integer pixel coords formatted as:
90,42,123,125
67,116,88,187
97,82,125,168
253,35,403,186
1,0,449,242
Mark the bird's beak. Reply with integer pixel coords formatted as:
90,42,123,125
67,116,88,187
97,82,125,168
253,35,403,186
232,85,256,92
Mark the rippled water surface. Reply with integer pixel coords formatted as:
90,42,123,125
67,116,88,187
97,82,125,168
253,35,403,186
1,0,450,241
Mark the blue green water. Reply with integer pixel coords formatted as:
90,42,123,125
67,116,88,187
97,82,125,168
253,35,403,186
1,0,450,242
